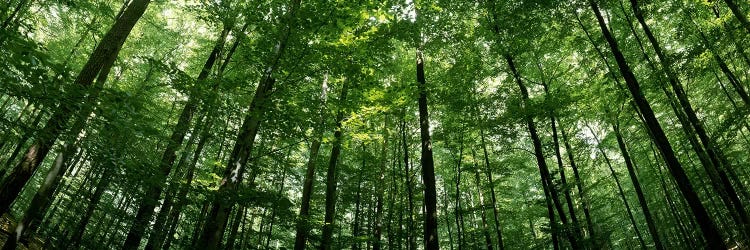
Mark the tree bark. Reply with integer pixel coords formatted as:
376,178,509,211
723,0,750,34
589,2,726,248
373,115,388,250
416,49,440,250
543,82,583,242
123,24,231,249
196,0,300,246
479,128,505,250
319,80,349,250
506,54,578,249
0,0,150,217
294,73,329,250
631,1,750,239
614,123,664,249
472,150,494,250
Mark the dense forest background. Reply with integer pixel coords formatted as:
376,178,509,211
0,0,749,249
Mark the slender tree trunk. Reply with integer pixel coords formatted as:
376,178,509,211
614,123,664,249
559,125,595,239
123,24,231,249
506,54,578,249
631,1,750,240
352,146,365,250
0,0,150,216
544,81,582,242
197,1,299,247
416,48,440,250
373,115,388,250
294,73,329,250
472,150,494,250
589,2,726,248
723,0,750,34
264,166,288,250
586,124,647,249
69,170,112,247
401,113,417,250
454,132,465,250
479,128,505,250
320,80,349,250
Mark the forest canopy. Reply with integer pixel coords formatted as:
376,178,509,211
0,0,749,249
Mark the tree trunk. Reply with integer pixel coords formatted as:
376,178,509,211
614,123,664,249
723,0,750,34
586,123,647,248
123,24,231,249
352,145,365,250
373,115,388,250
589,1,726,248
559,125,595,238
401,113,417,250
294,73,329,250
320,80,349,250
69,170,112,247
479,128,505,250
506,54,578,249
416,49,440,250
631,0,750,239
0,0,150,216
454,132,465,250
544,82,583,241
473,150,494,250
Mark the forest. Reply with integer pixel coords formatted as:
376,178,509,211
0,0,749,249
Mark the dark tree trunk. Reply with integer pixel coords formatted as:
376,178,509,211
352,145,365,250
543,82,583,241
506,54,578,249
373,115,388,250
723,0,750,34
454,132,465,250
559,126,595,238
631,0,750,239
197,75,274,249
479,128,505,250
320,80,349,250
401,113,417,250
294,73,328,250
614,123,664,249
123,24,231,249
69,170,112,247
0,0,150,216
473,151,493,250
586,124,647,249
416,49,440,250
589,2,726,248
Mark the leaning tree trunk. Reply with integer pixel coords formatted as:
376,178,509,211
122,23,232,249
294,73,329,250
589,1,726,248
0,0,150,215
506,54,578,249
544,82,583,241
631,0,750,239
319,80,349,250
723,0,750,34
614,123,664,249
196,0,299,248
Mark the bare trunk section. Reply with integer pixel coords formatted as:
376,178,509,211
294,73,329,250
0,0,150,217
416,49,440,250
320,80,349,250
589,1,726,248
